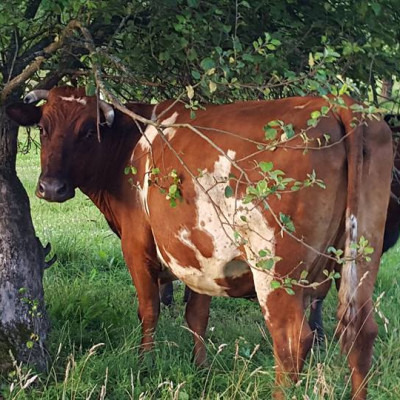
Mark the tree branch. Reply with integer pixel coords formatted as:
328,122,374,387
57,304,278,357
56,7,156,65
1,20,81,103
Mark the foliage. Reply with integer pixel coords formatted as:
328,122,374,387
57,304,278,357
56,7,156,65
1,0,400,103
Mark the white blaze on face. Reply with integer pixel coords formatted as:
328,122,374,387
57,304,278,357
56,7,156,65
59,96,87,105
138,111,179,151
160,149,276,307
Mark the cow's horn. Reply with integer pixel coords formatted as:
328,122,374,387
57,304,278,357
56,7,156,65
24,90,49,104
99,100,114,127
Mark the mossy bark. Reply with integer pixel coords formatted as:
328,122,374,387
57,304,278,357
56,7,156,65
0,107,49,372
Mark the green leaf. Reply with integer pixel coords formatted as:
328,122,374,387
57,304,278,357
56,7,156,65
283,123,295,139
311,111,321,119
200,57,216,71
321,106,330,115
258,249,267,257
308,52,315,67
364,246,374,255
259,161,273,173
371,2,381,15
300,270,308,280
191,70,201,80
257,258,275,270
242,53,254,62
169,184,178,195
186,85,194,100
169,198,177,208
285,288,295,295
270,280,281,289
169,169,178,179
264,127,277,140
224,185,234,198
279,212,295,233
267,120,281,127
209,81,217,93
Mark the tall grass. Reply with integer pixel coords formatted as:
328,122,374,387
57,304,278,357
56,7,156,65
0,143,399,399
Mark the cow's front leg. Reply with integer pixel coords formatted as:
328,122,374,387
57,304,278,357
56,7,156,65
185,290,212,366
134,267,160,352
251,268,313,400
122,238,161,353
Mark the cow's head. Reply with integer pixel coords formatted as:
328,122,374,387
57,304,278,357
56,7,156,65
6,87,115,202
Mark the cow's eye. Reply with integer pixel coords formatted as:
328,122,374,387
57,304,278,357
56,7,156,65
85,129,96,140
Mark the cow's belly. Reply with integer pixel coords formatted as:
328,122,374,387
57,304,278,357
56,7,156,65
156,243,254,297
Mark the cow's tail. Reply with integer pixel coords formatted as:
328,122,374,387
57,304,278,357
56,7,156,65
336,98,364,353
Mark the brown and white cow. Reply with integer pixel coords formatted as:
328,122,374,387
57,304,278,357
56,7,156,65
7,86,393,399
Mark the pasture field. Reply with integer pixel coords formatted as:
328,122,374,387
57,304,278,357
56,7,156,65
1,142,400,399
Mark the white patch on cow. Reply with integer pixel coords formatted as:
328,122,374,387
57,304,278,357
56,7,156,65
349,213,358,243
155,242,169,267
138,111,179,151
150,104,158,122
345,211,358,264
164,246,229,296
294,100,312,109
344,210,358,288
158,150,276,309
59,96,87,105
139,157,151,216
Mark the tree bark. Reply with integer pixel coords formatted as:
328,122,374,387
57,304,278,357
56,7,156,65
0,105,49,371
381,77,393,100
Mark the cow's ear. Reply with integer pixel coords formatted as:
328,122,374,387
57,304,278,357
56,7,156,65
6,103,42,126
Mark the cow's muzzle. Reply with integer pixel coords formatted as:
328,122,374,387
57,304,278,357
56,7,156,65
36,177,75,202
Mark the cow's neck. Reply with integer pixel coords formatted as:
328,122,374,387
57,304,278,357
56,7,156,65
80,105,154,234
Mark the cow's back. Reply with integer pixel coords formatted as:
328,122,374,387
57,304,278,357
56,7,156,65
136,97,351,297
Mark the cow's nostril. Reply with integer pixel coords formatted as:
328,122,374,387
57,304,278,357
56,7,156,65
38,182,46,195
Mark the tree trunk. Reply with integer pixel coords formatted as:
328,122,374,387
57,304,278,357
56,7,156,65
0,106,49,371
381,77,393,100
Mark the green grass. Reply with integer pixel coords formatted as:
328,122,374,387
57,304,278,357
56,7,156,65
1,143,400,399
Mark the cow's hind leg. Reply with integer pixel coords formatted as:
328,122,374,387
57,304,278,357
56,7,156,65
159,281,174,306
338,294,377,400
185,290,212,366
308,298,325,344
251,270,313,399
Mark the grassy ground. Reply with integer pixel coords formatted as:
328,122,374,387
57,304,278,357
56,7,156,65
1,140,400,399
